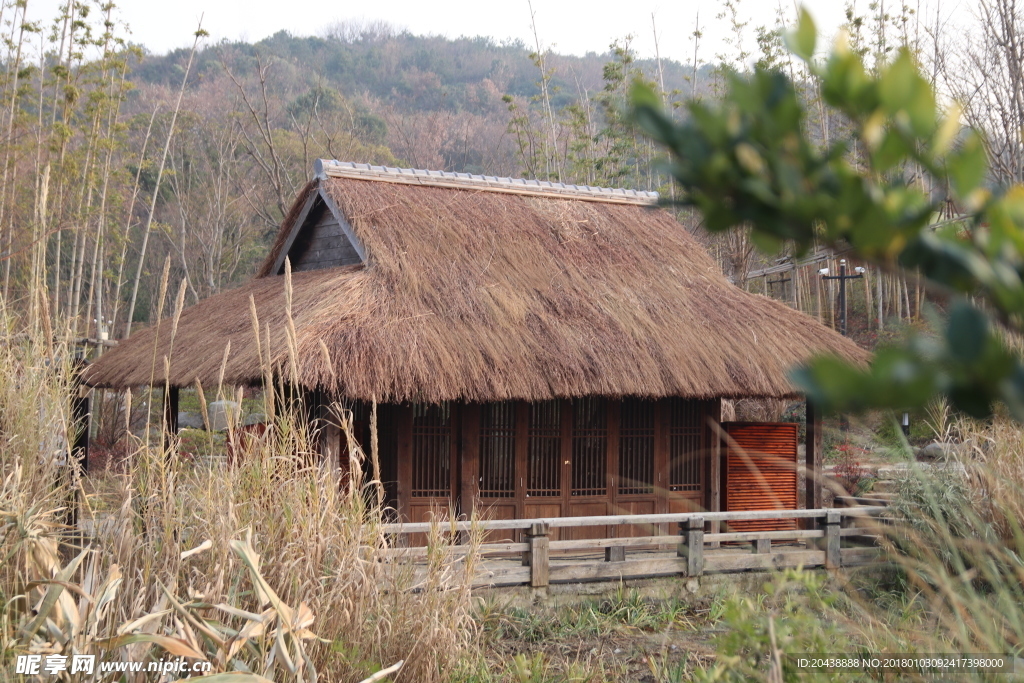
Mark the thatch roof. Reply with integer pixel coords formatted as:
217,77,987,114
85,161,868,402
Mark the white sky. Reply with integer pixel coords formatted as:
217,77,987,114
20,0,966,65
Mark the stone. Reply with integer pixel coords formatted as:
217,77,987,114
208,400,240,431
244,412,267,426
685,578,700,594
917,442,957,461
177,411,205,430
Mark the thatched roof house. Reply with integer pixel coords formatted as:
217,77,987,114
86,161,867,526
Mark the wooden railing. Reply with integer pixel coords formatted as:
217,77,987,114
378,508,888,589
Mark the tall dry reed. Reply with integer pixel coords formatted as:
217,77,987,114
0,306,479,682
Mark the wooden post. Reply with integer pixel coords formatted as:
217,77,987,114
523,522,550,587
460,403,481,517
72,380,91,473
605,546,625,562
825,510,841,569
805,400,823,512
678,516,704,577
753,537,771,554
396,404,413,522
653,399,668,518
68,372,91,535
706,399,723,548
606,399,620,520
560,398,573,515
450,403,462,507
514,401,528,519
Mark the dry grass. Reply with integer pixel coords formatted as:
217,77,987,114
0,314,480,682
86,177,867,402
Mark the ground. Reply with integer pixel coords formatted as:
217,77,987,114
466,585,724,682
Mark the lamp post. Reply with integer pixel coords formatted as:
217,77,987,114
819,259,865,337
819,259,865,433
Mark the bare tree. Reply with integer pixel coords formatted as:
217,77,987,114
939,0,1024,185
223,53,300,230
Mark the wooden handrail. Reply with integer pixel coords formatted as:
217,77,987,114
369,507,887,589
379,507,886,535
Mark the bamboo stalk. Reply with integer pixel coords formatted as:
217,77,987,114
864,265,873,332
877,270,884,330
125,24,204,338
0,0,29,300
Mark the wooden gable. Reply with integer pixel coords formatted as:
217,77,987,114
272,185,365,274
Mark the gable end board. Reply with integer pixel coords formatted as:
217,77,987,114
271,189,319,276
290,205,362,272
317,186,367,262
271,184,366,275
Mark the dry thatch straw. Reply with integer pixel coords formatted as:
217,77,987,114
86,174,868,401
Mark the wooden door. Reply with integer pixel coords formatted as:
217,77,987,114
615,398,659,538
400,403,460,536
523,400,565,540
566,397,611,540
665,398,709,514
475,401,520,542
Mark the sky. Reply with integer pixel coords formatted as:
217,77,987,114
19,0,911,65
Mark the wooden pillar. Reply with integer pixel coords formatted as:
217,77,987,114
559,398,572,503
514,401,528,518
678,516,704,577
460,403,481,516
806,399,824,511
824,509,841,569
523,522,550,587
450,403,462,510
653,399,668,516
72,380,91,473
705,399,723,546
308,389,327,459
606,399,620,518
396,404,413,521
67,363,91,535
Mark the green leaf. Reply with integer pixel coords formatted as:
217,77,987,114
785,7,817,62
947,133,988,197
629,81,661,110
872,129,910,173
905,77,937,137
878,52,916,113
946,301,988,363
630,82,678,147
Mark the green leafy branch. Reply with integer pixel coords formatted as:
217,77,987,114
631,8,1024,420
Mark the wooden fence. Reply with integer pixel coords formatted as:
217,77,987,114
377,507,887,589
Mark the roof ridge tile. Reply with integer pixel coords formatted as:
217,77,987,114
314,158,659,205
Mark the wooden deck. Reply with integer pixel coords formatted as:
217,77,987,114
378,507,888,590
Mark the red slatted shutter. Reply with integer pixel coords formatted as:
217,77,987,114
722,422,799,532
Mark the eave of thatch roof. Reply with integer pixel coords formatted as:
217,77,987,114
85,169,869,401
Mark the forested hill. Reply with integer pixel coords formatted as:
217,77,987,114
136,28,706,118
